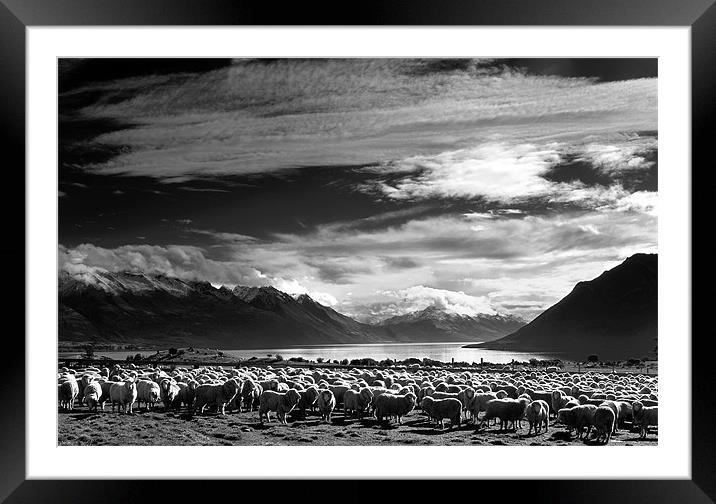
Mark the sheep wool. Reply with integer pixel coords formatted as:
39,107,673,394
258,389,302,424
420,396,462,429
592,406,616,444
316,389,337,423
374,392,416,425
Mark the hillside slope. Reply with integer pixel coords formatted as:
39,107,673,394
468,254,657,360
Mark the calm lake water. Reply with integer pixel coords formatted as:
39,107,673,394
60,342,566,364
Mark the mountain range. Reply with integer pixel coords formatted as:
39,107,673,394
58,270,522,349
467,253,658,360
379,306,524,342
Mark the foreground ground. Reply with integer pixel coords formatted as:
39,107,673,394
58,404,657,446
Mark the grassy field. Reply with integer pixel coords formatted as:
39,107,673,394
58,403,657,446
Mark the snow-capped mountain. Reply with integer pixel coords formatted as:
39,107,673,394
379,305,526,343
58,270,528,348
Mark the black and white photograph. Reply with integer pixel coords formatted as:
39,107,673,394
57,57,659,447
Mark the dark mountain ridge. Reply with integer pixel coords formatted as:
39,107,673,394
59,270,521,349
468,253,657,360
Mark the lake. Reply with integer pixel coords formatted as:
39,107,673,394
60,342,566,364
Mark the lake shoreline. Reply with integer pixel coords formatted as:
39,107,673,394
58,345,657,375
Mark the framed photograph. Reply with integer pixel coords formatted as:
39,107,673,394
5,0,711,501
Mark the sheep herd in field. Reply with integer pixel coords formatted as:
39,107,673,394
58,362,658,444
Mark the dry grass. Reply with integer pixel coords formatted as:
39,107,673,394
58,403,657,446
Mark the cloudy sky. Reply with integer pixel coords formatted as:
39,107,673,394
58,58,657,322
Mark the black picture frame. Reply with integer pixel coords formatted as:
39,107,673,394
3,0,711,502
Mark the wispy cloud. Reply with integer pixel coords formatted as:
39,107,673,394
64,59,656,181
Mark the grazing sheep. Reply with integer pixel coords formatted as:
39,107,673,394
136,379,161,411
481,398,530,431
525,399,549,435
258,389,301,424
592,406,616,444
316,389,336,423
82,381,102,412
192,379,240,416
420,396,462,429
632,401,658,438
109,380,138,414
374,392,416,425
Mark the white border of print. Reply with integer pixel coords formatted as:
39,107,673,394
27,27,690,479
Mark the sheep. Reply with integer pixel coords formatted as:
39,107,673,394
176,381,198,411
456,387,476,418
552,390,574,415
297,385,320,417
592,406,616,444
469,392,498,424
368,387,391,412
557,404,597,439
344,388,373,418
109,380,138,414
192,379,240,416
420,396,461,429
76,374,95,406
525,399,549,435
481,398,530,431
316,389,336,423
260,379,279,392
258,389,301,424
329,385,350,410
374,392,416,425
58,376,79,410
82,381,102,412
240,379,262,412
632,401,658,438
136,379,161,411
598,399,635,434
159,379,180,412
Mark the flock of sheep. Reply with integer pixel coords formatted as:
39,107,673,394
58,362,658,444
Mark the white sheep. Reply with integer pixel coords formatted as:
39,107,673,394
258,389,301,424
109,380,138,414
82,381,102,412
481,398,530,431
58,376,79,411
374,392,416,425
592,406,616,444
557,404,597,439
192,379,240,416
136,379,161,411
632,401,658,438
344,388,373,418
